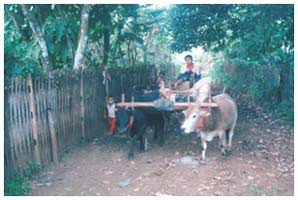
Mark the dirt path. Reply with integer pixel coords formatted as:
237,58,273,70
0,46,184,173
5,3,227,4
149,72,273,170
29,95,294,196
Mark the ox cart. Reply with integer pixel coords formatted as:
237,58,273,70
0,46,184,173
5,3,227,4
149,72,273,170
109,80,219,158
116,92,218,110
115,91,218,139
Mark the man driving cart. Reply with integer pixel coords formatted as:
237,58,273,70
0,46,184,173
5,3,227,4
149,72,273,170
174,55,201,90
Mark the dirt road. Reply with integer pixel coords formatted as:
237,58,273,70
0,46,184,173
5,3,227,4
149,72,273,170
30,94,294,196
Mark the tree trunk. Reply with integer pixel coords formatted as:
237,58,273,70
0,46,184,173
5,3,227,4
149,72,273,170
127,41,131,66
143,48,148,63
73,4,91,70
66,30,75,64
57,5,74,64
103,27,110,66
21,5,53,71
143,26,157,63
118,45,125,67
131,41,137,67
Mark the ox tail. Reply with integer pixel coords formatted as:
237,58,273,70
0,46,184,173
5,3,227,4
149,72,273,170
230,104,238,134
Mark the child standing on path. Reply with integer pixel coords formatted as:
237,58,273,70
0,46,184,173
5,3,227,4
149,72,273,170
104,96,117,135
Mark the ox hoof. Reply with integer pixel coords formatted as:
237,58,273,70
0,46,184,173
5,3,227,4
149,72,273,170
221,149,231,156
140,138,148,152
128,152,135,160
159,140,165,147
221,151,226,156
225,149,232,156
199,158,207,165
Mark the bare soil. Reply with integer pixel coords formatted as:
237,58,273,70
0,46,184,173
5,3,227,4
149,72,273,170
30,94,294,196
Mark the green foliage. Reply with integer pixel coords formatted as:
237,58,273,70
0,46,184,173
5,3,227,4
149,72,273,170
4,171,30,196
171,4,293,123
23,161,42,178
170,4,233,52
4,161,41,196
4,161,42,196
247,184,277,196
5,4,172,75
4,22,44,77
170,5,293,53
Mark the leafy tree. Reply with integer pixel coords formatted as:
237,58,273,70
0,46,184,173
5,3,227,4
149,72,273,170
21,4,53,71
170,4,294,122
5,4,172,75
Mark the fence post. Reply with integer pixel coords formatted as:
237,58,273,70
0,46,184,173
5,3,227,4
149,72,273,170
27,74,41,165
47,108,58,164
121,93,125,103
80,68,86,142
4,80,13,179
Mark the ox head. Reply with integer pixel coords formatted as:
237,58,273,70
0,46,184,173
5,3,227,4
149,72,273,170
180,105,211,135
115,108,134,135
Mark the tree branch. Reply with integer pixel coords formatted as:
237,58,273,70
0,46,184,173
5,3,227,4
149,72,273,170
73,4,91,70
21,4,53,71
5,6,20,31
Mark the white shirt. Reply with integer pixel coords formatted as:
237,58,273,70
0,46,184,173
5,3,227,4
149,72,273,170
107,103,116,118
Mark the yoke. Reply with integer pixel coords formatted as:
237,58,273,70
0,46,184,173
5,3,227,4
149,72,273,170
116,92,218,111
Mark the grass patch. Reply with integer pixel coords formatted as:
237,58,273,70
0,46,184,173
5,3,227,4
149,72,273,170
247,184,277,196
5,161,42,196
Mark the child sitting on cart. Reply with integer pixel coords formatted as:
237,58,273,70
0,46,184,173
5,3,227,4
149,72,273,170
151,71,166,90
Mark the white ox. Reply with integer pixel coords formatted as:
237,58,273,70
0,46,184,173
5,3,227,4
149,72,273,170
189,77,212,103
181,93,238,161
159,77,212,103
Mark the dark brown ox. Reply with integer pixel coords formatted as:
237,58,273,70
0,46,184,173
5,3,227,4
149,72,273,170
181,94,238,160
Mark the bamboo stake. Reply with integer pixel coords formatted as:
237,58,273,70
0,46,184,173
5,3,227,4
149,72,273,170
27,74,41,165
80,69,85,142
187,93,190,104
47,108,58,164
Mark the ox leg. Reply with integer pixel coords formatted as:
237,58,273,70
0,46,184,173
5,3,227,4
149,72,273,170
218,130,227,155
200,137,208,161
159,122,165,146
153,125,158,141
159,112,167,146
128,125,146,160
128,136,137,160
140,135,145,152
227,128,234,153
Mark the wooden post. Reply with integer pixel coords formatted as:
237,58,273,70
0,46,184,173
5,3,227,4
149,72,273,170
104,68,109,97
4,79,13,179
47,108,58,164
80,69,85,142
121,93,125,103
117,102,218,109
27,74,41,164
208,92,212,112
187,93,190,104
131,96,134,110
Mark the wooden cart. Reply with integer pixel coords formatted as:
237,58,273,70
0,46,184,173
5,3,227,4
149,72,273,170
116,92,218,110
